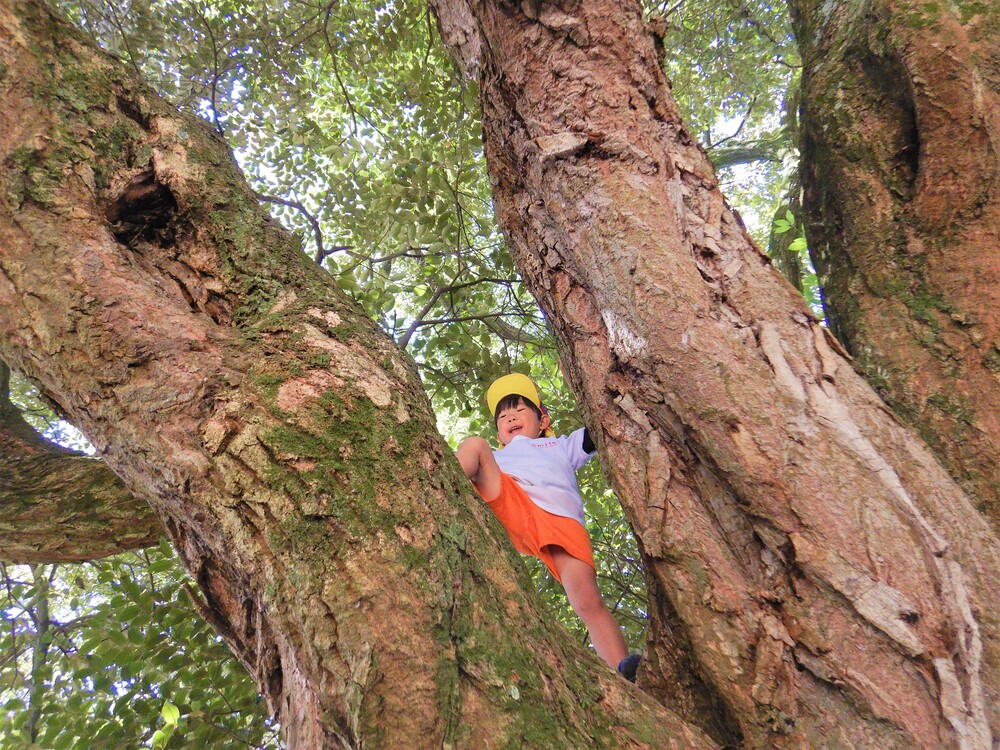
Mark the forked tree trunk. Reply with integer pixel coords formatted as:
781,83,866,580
0,3,712,747
431,1,1000,747
789,0,1000,527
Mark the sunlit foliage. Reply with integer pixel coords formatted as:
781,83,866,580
654,0,799,238
1,544,278,749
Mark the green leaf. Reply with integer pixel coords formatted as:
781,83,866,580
161,701,180,725
148,558,175,573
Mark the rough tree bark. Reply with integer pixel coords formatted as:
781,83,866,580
789,0,1000,526
430,1,1000,748
0,360,161,562
0,3,712,748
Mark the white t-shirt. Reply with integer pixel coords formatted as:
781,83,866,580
492,428,595,525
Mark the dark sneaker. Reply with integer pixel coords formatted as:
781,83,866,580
617,654,641,683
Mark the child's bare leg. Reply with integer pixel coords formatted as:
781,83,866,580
550,547,628,668
455,437,502,501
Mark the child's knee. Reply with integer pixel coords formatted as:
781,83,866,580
573,586,606,619
457,436,490,461
564,574,606,619
457,437,498,486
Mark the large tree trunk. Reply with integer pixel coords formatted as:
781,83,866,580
431,1,1000,747
789,0,1000,527
0,3,713,747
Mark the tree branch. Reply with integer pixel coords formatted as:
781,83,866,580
0,362,161,564
254,191,333,265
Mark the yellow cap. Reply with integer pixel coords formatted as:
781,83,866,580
486,373,541,416
486,374,553,437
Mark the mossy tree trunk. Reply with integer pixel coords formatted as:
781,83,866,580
0,2,713,748
789,0,1000,526
431,0,1000,747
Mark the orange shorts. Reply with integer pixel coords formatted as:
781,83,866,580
477,472,595,582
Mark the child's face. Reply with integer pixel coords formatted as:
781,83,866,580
496,398,550,446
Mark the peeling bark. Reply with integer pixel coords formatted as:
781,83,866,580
0,2,713,747
790,0,1000,527
431,1,1000,747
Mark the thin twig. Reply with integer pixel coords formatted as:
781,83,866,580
105,3,144,77
709,96,757,149
254,191,331,265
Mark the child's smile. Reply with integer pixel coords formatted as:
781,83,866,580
496,399,550,446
